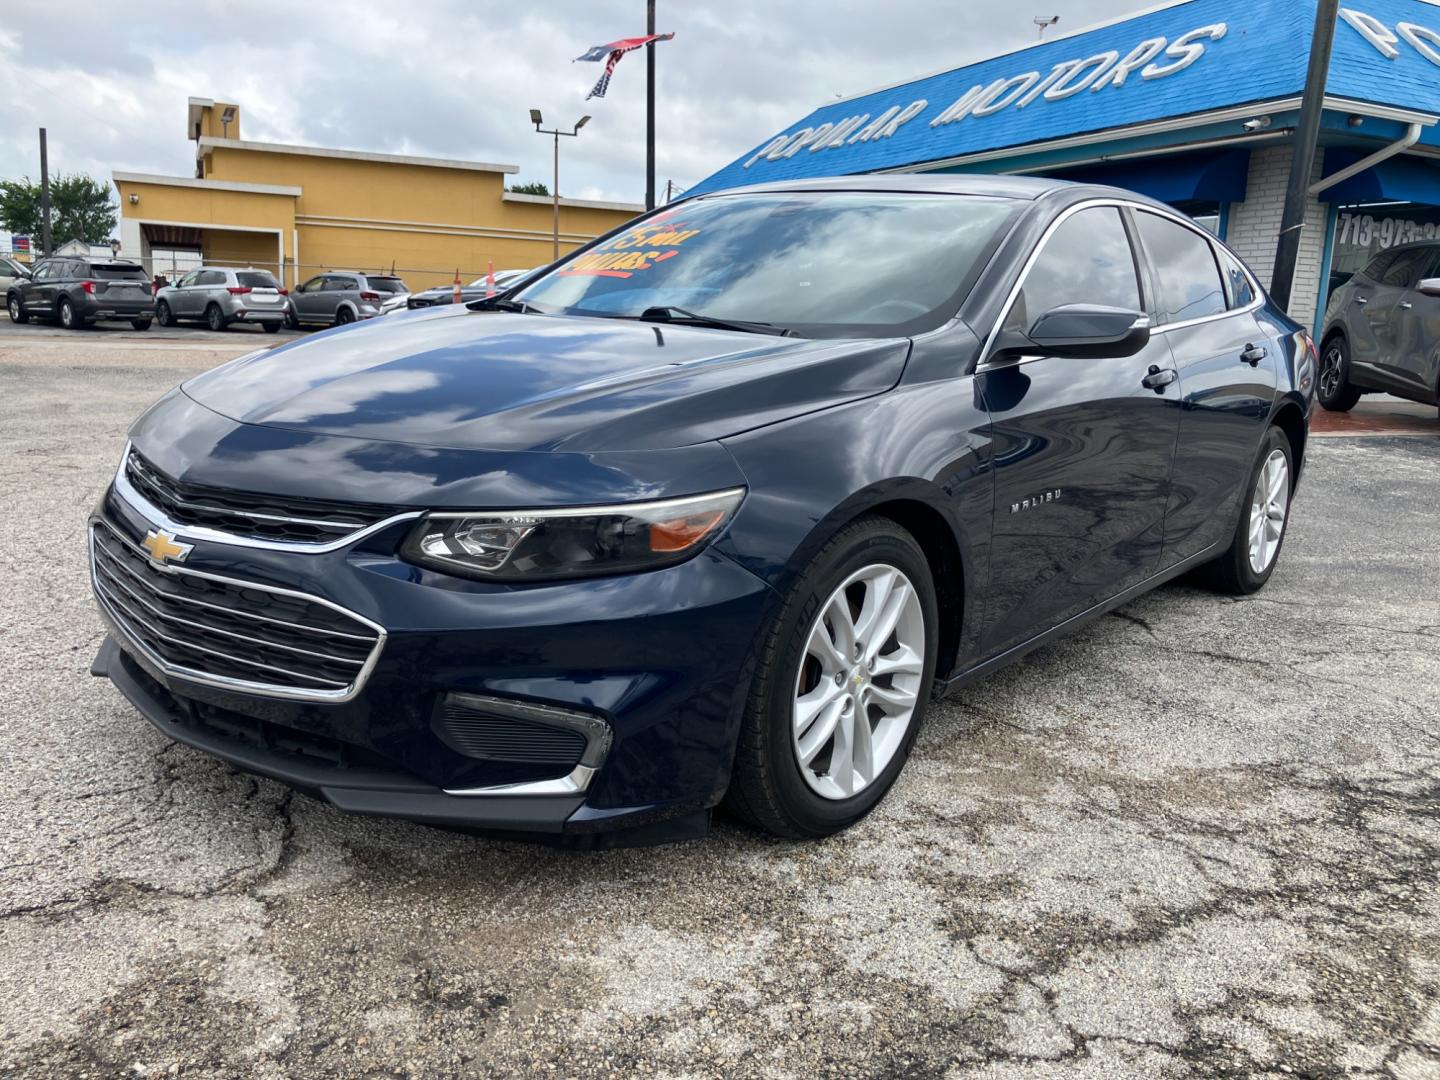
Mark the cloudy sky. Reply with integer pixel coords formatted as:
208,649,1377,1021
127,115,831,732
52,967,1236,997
0,0,1138,237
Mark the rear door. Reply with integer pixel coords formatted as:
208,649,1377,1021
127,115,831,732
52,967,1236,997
1133,211,1278,564
1354,248,1430,391
979,203,1181,654
327,274,359,320
1381,247,1440,403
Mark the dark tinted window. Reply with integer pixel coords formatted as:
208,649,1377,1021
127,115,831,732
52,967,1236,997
236,271,279,289
1378,248,1431,289
93,263,148,281
1137,212,1226,323
1219,251,1256,309
31,261,55,281
517,192,1022,339
1005,206,1140,334
1361,250,1399,281
326,275,357,290
197,270,226,286
364,276,406,293
299,275,325,293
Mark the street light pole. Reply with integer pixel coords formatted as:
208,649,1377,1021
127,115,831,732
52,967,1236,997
646,0,657,211
530,110,591,263
1270,0,1340,311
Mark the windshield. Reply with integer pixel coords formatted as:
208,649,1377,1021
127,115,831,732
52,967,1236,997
514,192,1019,338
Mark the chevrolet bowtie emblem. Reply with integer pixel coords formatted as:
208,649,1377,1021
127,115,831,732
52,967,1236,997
141,529,192,565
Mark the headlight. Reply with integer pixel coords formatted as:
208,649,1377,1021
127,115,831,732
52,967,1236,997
400,488,745,582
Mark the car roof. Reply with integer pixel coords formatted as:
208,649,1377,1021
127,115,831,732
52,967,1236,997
685,172,1081,202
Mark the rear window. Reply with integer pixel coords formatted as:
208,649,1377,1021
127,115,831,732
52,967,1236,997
236,271,279,289
365,276,407,293
92,264,149,281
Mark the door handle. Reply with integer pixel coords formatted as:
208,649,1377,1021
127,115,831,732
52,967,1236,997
1241,344,1268,366
1399,301,1414,310
1142,365,1178,392
1355,295,1369,305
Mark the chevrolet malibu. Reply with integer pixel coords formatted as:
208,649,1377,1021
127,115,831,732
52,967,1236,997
88,176,1315,847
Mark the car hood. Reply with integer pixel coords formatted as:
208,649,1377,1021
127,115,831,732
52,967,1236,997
181,305,910,453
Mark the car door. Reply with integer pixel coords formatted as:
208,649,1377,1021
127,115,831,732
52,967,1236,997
327,275,358,321
1381,247,1440,403
26,260,59,316
977,203,1181,655
198,269,228,315
1353,248,1431,392
171,270,201,316
1132,210,1279,564
293,275,328,321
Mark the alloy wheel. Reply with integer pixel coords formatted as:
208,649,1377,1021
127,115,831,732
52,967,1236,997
7,296,18,322
1318,346,1344,401
1248,448,1290,575
792,563,925,801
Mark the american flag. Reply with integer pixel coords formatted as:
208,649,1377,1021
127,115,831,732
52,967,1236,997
575,33,674,100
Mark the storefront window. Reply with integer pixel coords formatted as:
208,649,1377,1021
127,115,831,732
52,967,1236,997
1328,203,1440,297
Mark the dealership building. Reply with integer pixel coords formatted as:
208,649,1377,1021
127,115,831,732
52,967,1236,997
113,100,642,291
691,0,1440,334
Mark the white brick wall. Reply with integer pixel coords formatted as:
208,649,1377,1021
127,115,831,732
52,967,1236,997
1225,146,1330,330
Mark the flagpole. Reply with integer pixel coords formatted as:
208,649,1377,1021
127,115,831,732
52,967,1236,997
646,0,656,211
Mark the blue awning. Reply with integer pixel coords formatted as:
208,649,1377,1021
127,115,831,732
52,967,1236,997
1040,148,1251,206
1321,148,1440,206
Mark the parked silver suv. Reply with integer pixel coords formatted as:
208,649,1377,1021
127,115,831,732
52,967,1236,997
286,271,408,329
156,267,289,333
1319,242,1440,415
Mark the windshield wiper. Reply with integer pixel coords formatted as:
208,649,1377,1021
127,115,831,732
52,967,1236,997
638,306,797,337
472,297,541,314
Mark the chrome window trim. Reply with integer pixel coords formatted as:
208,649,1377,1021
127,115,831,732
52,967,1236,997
976,198,1265,373
113,443,423,553
89,520,387,703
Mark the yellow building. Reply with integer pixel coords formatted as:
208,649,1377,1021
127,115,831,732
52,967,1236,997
114,98,642,290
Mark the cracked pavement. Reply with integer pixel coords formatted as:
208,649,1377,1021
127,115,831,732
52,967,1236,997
1,338,1438,1079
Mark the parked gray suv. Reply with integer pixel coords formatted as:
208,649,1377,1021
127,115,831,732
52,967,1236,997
1319,242,1440,415
286,271,407,329
6,257,154,330
156,267,289,333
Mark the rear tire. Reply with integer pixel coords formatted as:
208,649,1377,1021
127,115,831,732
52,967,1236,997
156,300,174,327
130,319,152,331
263,321,282,334
58,298,79,329
205,304,226,332
335,306,355,326
724,516,939,839
1196,427,1293,596
1317,336,1362,412
7,294,26,323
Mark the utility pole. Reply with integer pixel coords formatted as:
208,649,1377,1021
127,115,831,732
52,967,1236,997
1271,0,1340,311
38,128,53,256
646,0,657,211
530,110,591,262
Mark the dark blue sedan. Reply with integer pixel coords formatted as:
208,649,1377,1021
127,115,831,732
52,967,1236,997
88,175,1316,846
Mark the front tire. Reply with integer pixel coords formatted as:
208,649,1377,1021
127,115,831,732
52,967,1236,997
1197,427,1293,595
130,319,152,331
1317,336,1362,412
7,294,26,323
724,516,939,838
156,300,174,327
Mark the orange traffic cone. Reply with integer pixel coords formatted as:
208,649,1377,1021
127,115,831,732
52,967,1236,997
452,268,462,305
486,260,496,298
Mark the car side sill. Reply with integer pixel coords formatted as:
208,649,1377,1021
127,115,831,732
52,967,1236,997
938,542,1223,695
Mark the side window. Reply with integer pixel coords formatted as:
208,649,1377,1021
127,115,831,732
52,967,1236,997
1378,249,1428,289
1219,250,1256,309
177,271,200,287
328,275,357,291
200,270,227,286
1361,251,1398,282
299,275,326,293
31,262,54,282
1005,207,1141,334
1136,212,1227,323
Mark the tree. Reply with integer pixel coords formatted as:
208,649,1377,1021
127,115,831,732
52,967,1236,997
0,173,117,250
508,181,550,196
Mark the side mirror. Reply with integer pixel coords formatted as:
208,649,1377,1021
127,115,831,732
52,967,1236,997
1417,277,1440,298
1017,304,1152,360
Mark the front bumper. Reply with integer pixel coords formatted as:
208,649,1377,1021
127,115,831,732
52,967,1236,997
90,475,774,843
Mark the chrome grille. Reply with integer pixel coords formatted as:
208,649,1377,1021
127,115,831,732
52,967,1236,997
89,521,385,702
123,448,398,545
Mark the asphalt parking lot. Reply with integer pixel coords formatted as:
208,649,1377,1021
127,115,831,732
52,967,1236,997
1,329,1438,1080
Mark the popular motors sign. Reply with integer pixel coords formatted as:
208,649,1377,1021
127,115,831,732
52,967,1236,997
689,0,1440,196
746,21,1231,168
